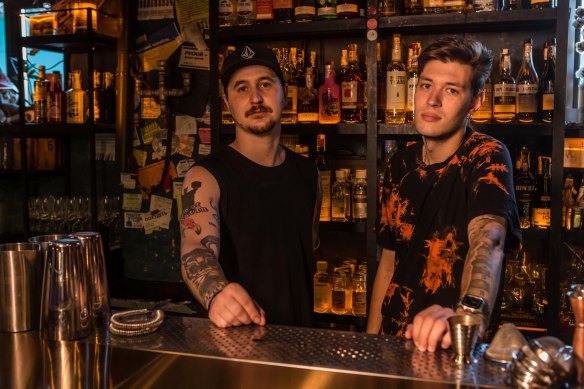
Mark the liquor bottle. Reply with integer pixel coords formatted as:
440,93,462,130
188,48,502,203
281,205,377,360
308,50,319,86
281,47,298,124
338,49,349,84
577,178,584,209
516,38,539,123
443,0,466,13
532,156,551,229
423,0,444,14
352,169,367,221
404,0,423,14
470,75,493,123
336,0,359,18
237,0,256,25
273,0,294,22
66,70,86,124
385,34,406,124
298,67,319,123
332,169,351,222
531,0,555,9
562,176,576,229
34,65,48,123
102,71,116,124
406,42,421,124
539,38,555,123
331,268,350,314
493,48,516,123
376,42,386,123
472,0,497,11
47,71,65,123
501,0,520,9
294,0,316,21
313,261,332,313
219,0,238,26
377,139,397,201
379,0,397,16
318,62,341,124
515,146,536,229
316,134,331,222
91,70,102,123
317,0,337,19
341,45,364,123
256,0,275,22
352,272,366,316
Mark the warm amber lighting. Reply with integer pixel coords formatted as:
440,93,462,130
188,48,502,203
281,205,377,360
72,3,97,33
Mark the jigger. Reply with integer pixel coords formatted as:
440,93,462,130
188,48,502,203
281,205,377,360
568,284,584,385
448,315,482,365
72,232,110,323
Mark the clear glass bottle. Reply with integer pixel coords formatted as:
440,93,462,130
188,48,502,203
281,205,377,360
514,146,536,229
47,70,65,123
331,268,350,314
317,0,337,19
318,62,341,124
294,0,316,21
352,169,367,221
471,75,493,123
379,0,397,16
314,260,331,313
336,0,359,19
237,0,256,25
66,70,86,124
341,45,364,123
406,42,421,124
281,47,298,124
404,0,423,14
352,272,366,316
316,134,331,222
423,0,443,14
298,67,319,123
34,65,48,123
332,169,351,222
377,139,397,202
219,0,238,26
274,0,294,22
385,34,406,124
539,38,555,123
493,48,516,123
516,38,539,123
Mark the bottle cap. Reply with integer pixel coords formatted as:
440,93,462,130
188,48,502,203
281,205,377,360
355,169,367,179
335,170,346,179
316,261,328,271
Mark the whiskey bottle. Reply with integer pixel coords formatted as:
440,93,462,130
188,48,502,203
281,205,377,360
341,45,364,123
294,0,316,21
515,146,536,229
336,0,359,19
316,134,331,222
562,176,576,229
47,71,65,123
273,0,294,22
539,38,555,123
219,0,238,26
34,65,48,123
237,0,256,25
352,272,366,316
332,169,351,222
298,67,319,123
91,70,102,123
443,0,466,13
404,0,423,14
472,0,497,11
379,0,397,16
385,34,406,124
423,0,444,14
532,156,551,228
313,261,332,313
318,62,341,124
256,0,274,22
470,75,493,123
406,42,421,124
352,169,367,221
331,268,350,314
531,0,555,9
317,0,337,19
493,48,516,123
516,38,539,123
338,49,349,84
377,42,386,123
66,70,86,124
102,71,116,124
281,47,298,124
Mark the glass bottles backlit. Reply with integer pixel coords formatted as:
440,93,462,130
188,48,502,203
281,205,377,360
352,169,367,221
317,134,332,222
336,0,359,19
66,70,86,124
516,38,538,123
470,75,493,123
493,48,516,123
319,62,341,124
47,70,65,123
406,42,421,124
294,0,316,21
352,272,366,316
539,38,555,123
34,65,48,123
385,34,406,124
331,268,351,314
341,44,364,123
332,169,351,222
314,261,332,313
281,47,298,124
298,67,319,123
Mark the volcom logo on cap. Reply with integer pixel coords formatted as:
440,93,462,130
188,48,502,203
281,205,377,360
241,46,255,60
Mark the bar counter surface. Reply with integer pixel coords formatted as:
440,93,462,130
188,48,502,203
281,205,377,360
1,314,511,388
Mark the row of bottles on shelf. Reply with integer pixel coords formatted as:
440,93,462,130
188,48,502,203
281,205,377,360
0,137,59,171
219,0,556,26
314,258,367,316
32,66,116,125
514,145,584,230
220,34,555,126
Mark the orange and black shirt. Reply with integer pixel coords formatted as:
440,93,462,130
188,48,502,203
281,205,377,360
376,128,521,336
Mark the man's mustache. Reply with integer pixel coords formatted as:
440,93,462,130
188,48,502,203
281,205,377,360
245,105,272,116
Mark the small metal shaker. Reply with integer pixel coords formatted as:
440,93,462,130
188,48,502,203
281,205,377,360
568,284,584,385
72,232,110,323
40,238,92,340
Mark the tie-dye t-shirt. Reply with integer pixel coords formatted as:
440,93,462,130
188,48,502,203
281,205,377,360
376,128,521,336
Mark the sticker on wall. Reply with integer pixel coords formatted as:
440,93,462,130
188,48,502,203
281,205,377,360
141,97,161,119
151,129,180,160
123,193,143,211
198,143,211,156
124,212,144,229
198,127,211,144
133,149,147,167
141,121,161,145
142,209,170,234
175,115,198,135
178,46,210,70
137,0,175,21
177,135,194,158
176,158,195,177
121,173,137,190
137,160,178,199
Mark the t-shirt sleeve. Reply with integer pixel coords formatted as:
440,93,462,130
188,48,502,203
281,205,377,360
467,140,522,251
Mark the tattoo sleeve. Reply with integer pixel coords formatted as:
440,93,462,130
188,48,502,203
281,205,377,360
460,214,507,320
181,235,228,310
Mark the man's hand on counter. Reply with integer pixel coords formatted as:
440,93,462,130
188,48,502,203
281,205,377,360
208,283,266,328
404,304,457,353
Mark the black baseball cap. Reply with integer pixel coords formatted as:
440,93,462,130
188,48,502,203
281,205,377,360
221,44,285,91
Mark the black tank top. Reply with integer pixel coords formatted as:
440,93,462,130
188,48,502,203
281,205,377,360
197,146,318,326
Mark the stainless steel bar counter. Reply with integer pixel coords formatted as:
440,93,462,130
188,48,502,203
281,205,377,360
0,314,510,388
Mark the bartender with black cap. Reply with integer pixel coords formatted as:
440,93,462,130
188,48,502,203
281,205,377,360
180,44,321,328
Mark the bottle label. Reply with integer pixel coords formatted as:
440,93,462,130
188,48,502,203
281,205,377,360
273,0,293,9
284,85,298,114
532,207,550,228
517,85,537,113
219,0,235,16
386,71,407,110
336,4,358,13
406,76,417,111
472,0,496,10
352,291,366,315
341,81,358,107
321,90,340,119
317,6,336,17
424,0,443,6
295,6,316,16
298,112,319,122
352,193,367,219
256,0,274,19
542,94,554,111
237,1,253,16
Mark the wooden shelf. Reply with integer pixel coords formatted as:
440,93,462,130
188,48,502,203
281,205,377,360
19,32,116,52
319,221,367,233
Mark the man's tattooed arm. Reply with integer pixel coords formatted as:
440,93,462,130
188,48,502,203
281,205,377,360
459,214,507,324
181,235,228,310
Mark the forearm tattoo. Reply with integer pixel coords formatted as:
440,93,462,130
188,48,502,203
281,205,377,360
461,214,507,317
180,180,210,237
181,235,227,310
